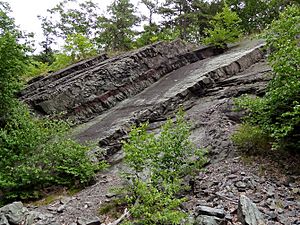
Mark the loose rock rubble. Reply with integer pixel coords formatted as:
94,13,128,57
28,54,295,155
0,202,57,225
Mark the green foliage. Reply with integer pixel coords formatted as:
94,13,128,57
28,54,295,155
38,0,99,40
227,0,299,33
97,0,140,51
122,108,207,224
0,2,27,118
0,3,103,204
24,60,49,79
203,4,242,48
25,34,98,78
234,6,300,151
64,33,97,62
232,123,271,153
0,103,102,203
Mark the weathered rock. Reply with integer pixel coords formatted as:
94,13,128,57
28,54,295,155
0,214,9,225
77,216,101,225
238,195,265,225
195,215,226,225
195,205,225,218
0,202,56,225
56,204,66,213
20,40,222,124
0,202,27,224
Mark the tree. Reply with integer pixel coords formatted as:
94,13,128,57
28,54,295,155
39,0,99,39
159,0,192,40
0,2,27,119
226,0,299,33
97,0,140,51
157,0,223,42
64,33,97,61
122,109,207,224
188,0,223,42
235,5,300,151
203,4,242,48
141,0,159,25
0,2,101,204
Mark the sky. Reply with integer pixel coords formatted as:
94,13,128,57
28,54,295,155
7,0,143,51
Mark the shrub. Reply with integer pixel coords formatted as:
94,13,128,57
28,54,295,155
0,2,103,204
122,108,207,224
203,4,242,48
234,6,300,151
232,123,271,153
0,103,103,203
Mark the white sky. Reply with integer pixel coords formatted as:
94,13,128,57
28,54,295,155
7,0,144,51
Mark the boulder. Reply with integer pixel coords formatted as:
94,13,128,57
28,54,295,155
238,195,265,225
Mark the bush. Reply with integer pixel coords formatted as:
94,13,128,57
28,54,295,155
232,123,271,153
0,103,103,203
0,2,103,204
234,6,300,151
122,108,207,224
203,4,242,48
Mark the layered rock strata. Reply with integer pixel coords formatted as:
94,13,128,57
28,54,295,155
20,40,222,123
72,40,266,160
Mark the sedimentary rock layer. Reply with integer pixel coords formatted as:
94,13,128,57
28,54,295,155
72,40,267,160
20,40,222,123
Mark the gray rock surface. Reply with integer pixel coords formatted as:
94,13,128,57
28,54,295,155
0,202,56,225
238,195,265,225
71,39,266,160
195,215,226,225
195,205,225,218
20,40,222,124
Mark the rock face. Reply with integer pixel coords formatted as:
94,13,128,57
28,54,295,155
71,39,266,160
20,40,222,123
13,39,299,225
238,195,265,225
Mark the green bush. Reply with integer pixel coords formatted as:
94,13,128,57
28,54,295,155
0,4,105,204
0,102,103,203
234,6,300,151
122,108,207,224
232,123,271,153
203,4,242,48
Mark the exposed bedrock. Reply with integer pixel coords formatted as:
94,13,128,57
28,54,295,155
71,39,269,161
20,40,223,123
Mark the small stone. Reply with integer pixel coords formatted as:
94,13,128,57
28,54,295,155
195,205,225,218
77,217,101,225
286,196,295,201
195,215,226,225
228,174,238,179
241,172,246,176
266,212,277,220
47,206,57,212
60,197,72,205
292,188,299,194
235,181,247,191
0,214,9,225
57,205,66,213
276,208,284,214
105,193,116,198
0,202,27,224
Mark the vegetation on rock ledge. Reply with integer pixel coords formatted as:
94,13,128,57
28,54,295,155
233,5,300,152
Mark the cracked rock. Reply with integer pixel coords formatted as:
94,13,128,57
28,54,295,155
238,195,265,225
